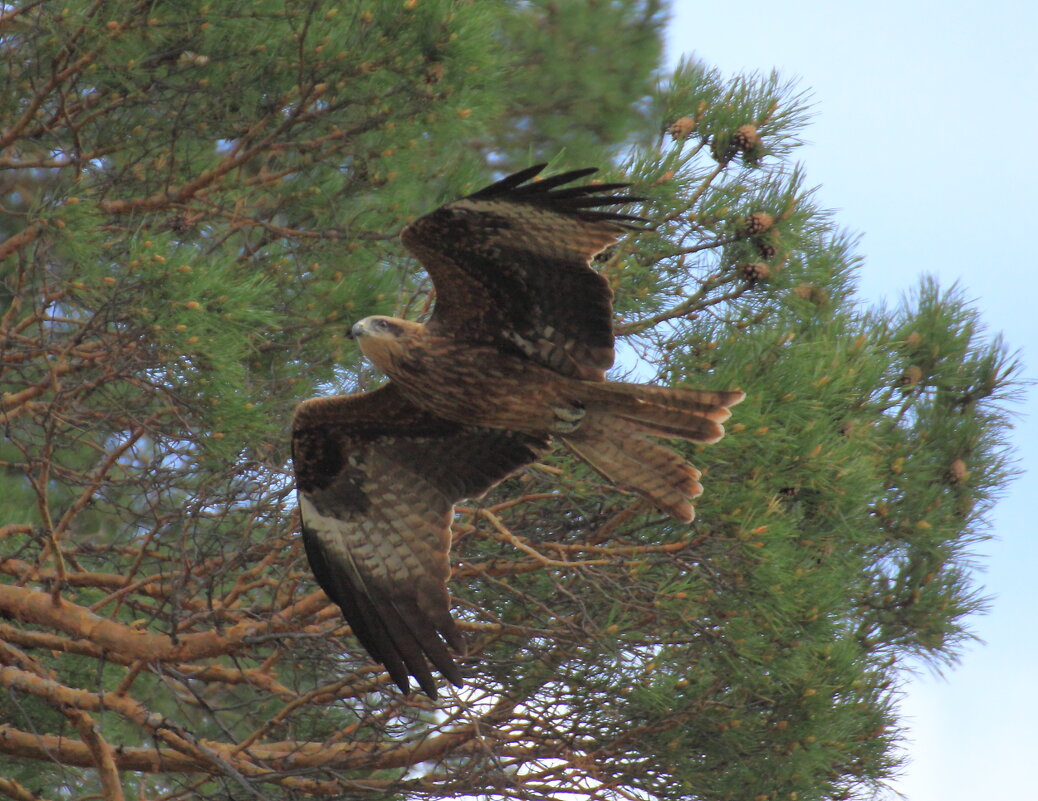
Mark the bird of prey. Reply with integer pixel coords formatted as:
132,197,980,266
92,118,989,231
291,164,744,697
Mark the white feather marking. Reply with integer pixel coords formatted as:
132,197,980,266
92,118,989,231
502,329,538,358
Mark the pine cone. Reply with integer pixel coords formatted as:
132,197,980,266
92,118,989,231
742,212,775,236
754,232,779,260
710,134,738,163
424,62,445,84
945,459,969,484
899,365,923,388
792,283,829,306
732,123,761,152
741,262,770,283
668,116,695,141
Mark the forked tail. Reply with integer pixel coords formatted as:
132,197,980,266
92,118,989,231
562,382,744,521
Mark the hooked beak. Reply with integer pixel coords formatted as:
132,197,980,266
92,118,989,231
345,321,361,340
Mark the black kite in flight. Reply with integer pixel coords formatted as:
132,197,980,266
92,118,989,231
292,165,743,697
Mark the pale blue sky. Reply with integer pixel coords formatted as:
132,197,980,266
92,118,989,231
666,2,1037,798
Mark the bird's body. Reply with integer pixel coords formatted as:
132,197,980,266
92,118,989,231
353,317,597,435
291,165,744,697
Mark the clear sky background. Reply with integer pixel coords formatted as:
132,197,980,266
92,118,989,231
665,2,1036,799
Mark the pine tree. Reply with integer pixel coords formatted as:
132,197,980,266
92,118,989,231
0,2,1018,800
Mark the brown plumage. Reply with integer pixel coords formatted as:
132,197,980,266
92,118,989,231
291,164,744,698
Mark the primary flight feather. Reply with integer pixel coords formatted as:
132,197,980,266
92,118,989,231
291,164,744,697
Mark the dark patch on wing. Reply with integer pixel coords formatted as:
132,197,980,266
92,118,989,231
401,164,650,379
292,384,453,494
388,424,550,501
291,382,550,697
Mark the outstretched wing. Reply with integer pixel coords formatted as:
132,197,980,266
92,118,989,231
292,383,548,698
401,164,648,381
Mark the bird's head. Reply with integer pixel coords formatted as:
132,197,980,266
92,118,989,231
347,315,423,372
347,315,408,341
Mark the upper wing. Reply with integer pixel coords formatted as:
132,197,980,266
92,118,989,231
291,383,549,697
400,164,648,380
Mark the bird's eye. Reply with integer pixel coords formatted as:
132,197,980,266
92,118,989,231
375,319,388,330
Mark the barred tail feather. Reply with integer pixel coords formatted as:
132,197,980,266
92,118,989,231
580,382,745,444
562,382,743,521
562,416,703,522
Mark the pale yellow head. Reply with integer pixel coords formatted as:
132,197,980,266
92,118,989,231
348,315,424,372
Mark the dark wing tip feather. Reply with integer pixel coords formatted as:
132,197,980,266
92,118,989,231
467,163,549,197
466,164,652,229
300,524,418,694
543,182,631,199
509,167,600,193
300,510,463,699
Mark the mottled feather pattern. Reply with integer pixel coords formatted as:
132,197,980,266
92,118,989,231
302,442,459,690
580,383,746,444
563,415,705,523
402,164,646,379
292,165,743,697
292,384,548,696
